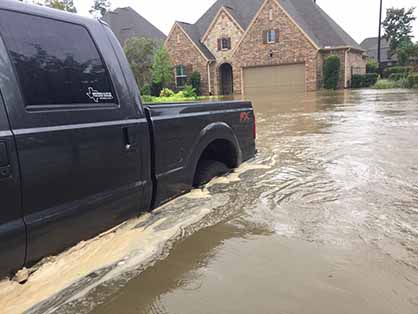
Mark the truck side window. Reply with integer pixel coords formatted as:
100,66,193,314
0,10,116,107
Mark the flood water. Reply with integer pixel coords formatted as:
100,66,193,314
9,89,418,313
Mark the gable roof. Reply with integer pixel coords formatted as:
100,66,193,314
360,37,396,63
177,22,215,60
102,7,166,46
172,0,363,58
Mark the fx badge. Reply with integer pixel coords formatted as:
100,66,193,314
240,112,250,122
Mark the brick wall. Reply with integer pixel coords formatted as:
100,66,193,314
203,9,244,95
232,0,319,95
165,24,210,95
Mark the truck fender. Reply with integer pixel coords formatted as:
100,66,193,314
187,122,242,183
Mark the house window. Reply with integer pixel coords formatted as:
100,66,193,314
176,65,187,88
218,37,231,51
267,30,276,43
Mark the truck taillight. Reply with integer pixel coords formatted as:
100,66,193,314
253,113,257,139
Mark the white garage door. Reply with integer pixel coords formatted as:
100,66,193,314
243,63,306,98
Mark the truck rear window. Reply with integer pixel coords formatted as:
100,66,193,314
0,10,116,107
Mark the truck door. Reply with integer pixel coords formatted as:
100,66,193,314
0,10,151,265
0,93,26,278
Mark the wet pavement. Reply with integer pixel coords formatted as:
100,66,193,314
2,89,418,313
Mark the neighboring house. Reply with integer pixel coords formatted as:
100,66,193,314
102,7,166,46
165,0,366,97
360,37,398,68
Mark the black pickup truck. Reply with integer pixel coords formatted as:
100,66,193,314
0,1,256,279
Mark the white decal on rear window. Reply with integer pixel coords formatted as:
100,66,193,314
86,87,114,103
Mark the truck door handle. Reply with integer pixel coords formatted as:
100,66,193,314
122,127,135,152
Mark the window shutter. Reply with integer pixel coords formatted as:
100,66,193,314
227,37,232,49
275,29,280,42
217,38,221,51
262,31,267,44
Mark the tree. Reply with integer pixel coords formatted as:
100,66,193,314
383,7,416,56
323,55,340,90
124,37,158,88
396,39,418,66
89,0,111,18
152,46,173,89
45,0,77,12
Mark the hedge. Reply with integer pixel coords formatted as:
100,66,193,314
389,73,407,81
366,60,379,74
383,66,411,78
408,73,418,88
323,55,341,89
351,73,379,88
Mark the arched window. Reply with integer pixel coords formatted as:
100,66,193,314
176,65,187,88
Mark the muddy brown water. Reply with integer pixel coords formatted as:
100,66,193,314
21,89,418,313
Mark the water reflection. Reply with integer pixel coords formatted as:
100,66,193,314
40,89,418,313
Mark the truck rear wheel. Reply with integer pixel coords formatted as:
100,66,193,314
194,160,230,187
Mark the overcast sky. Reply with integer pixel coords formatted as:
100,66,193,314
73,0,418,43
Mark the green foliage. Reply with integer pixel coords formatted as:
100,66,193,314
181,85,197,98
351,74,379,88
152,46,173,89
389,73,406,81
124,37,158,89
151,82,162,97
189,71,201,96
44,0,77,13
383,65,411,78
140,84,151,96
323,55,341,89
366,59,379,73
407,73,418,88
160,88,175,97
373,79,409,89
383,7,416,56
89,0,111,18
396,39,418,66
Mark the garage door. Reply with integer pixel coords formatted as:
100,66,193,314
243,63,305,98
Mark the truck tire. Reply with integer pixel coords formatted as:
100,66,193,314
194,160,230,187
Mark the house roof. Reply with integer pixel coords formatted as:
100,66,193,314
360,37,396,63
102,7,166,46
177,22,216,60
174,0,363,59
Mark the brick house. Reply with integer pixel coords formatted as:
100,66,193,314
165,0,367,97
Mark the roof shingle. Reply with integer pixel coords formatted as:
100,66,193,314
102,7,166,46
174,0,363,58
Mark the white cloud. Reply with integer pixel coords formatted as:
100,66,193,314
75,0,418,43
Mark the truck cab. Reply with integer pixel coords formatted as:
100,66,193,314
0,0,256,279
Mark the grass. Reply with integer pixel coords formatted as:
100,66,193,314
373,79,410,89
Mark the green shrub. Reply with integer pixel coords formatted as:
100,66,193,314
351,73,379,88
373,79,410,89
141,95,154,103
407,73,418,88
323,55,341,89
351,74,363,88
160,88,175,97
389,73,406,81
151,81,162,97
176,91,185,98
383,66,411,78
366,59,379,73
141,84,151,96
182,85,197,98
189,71,201,96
